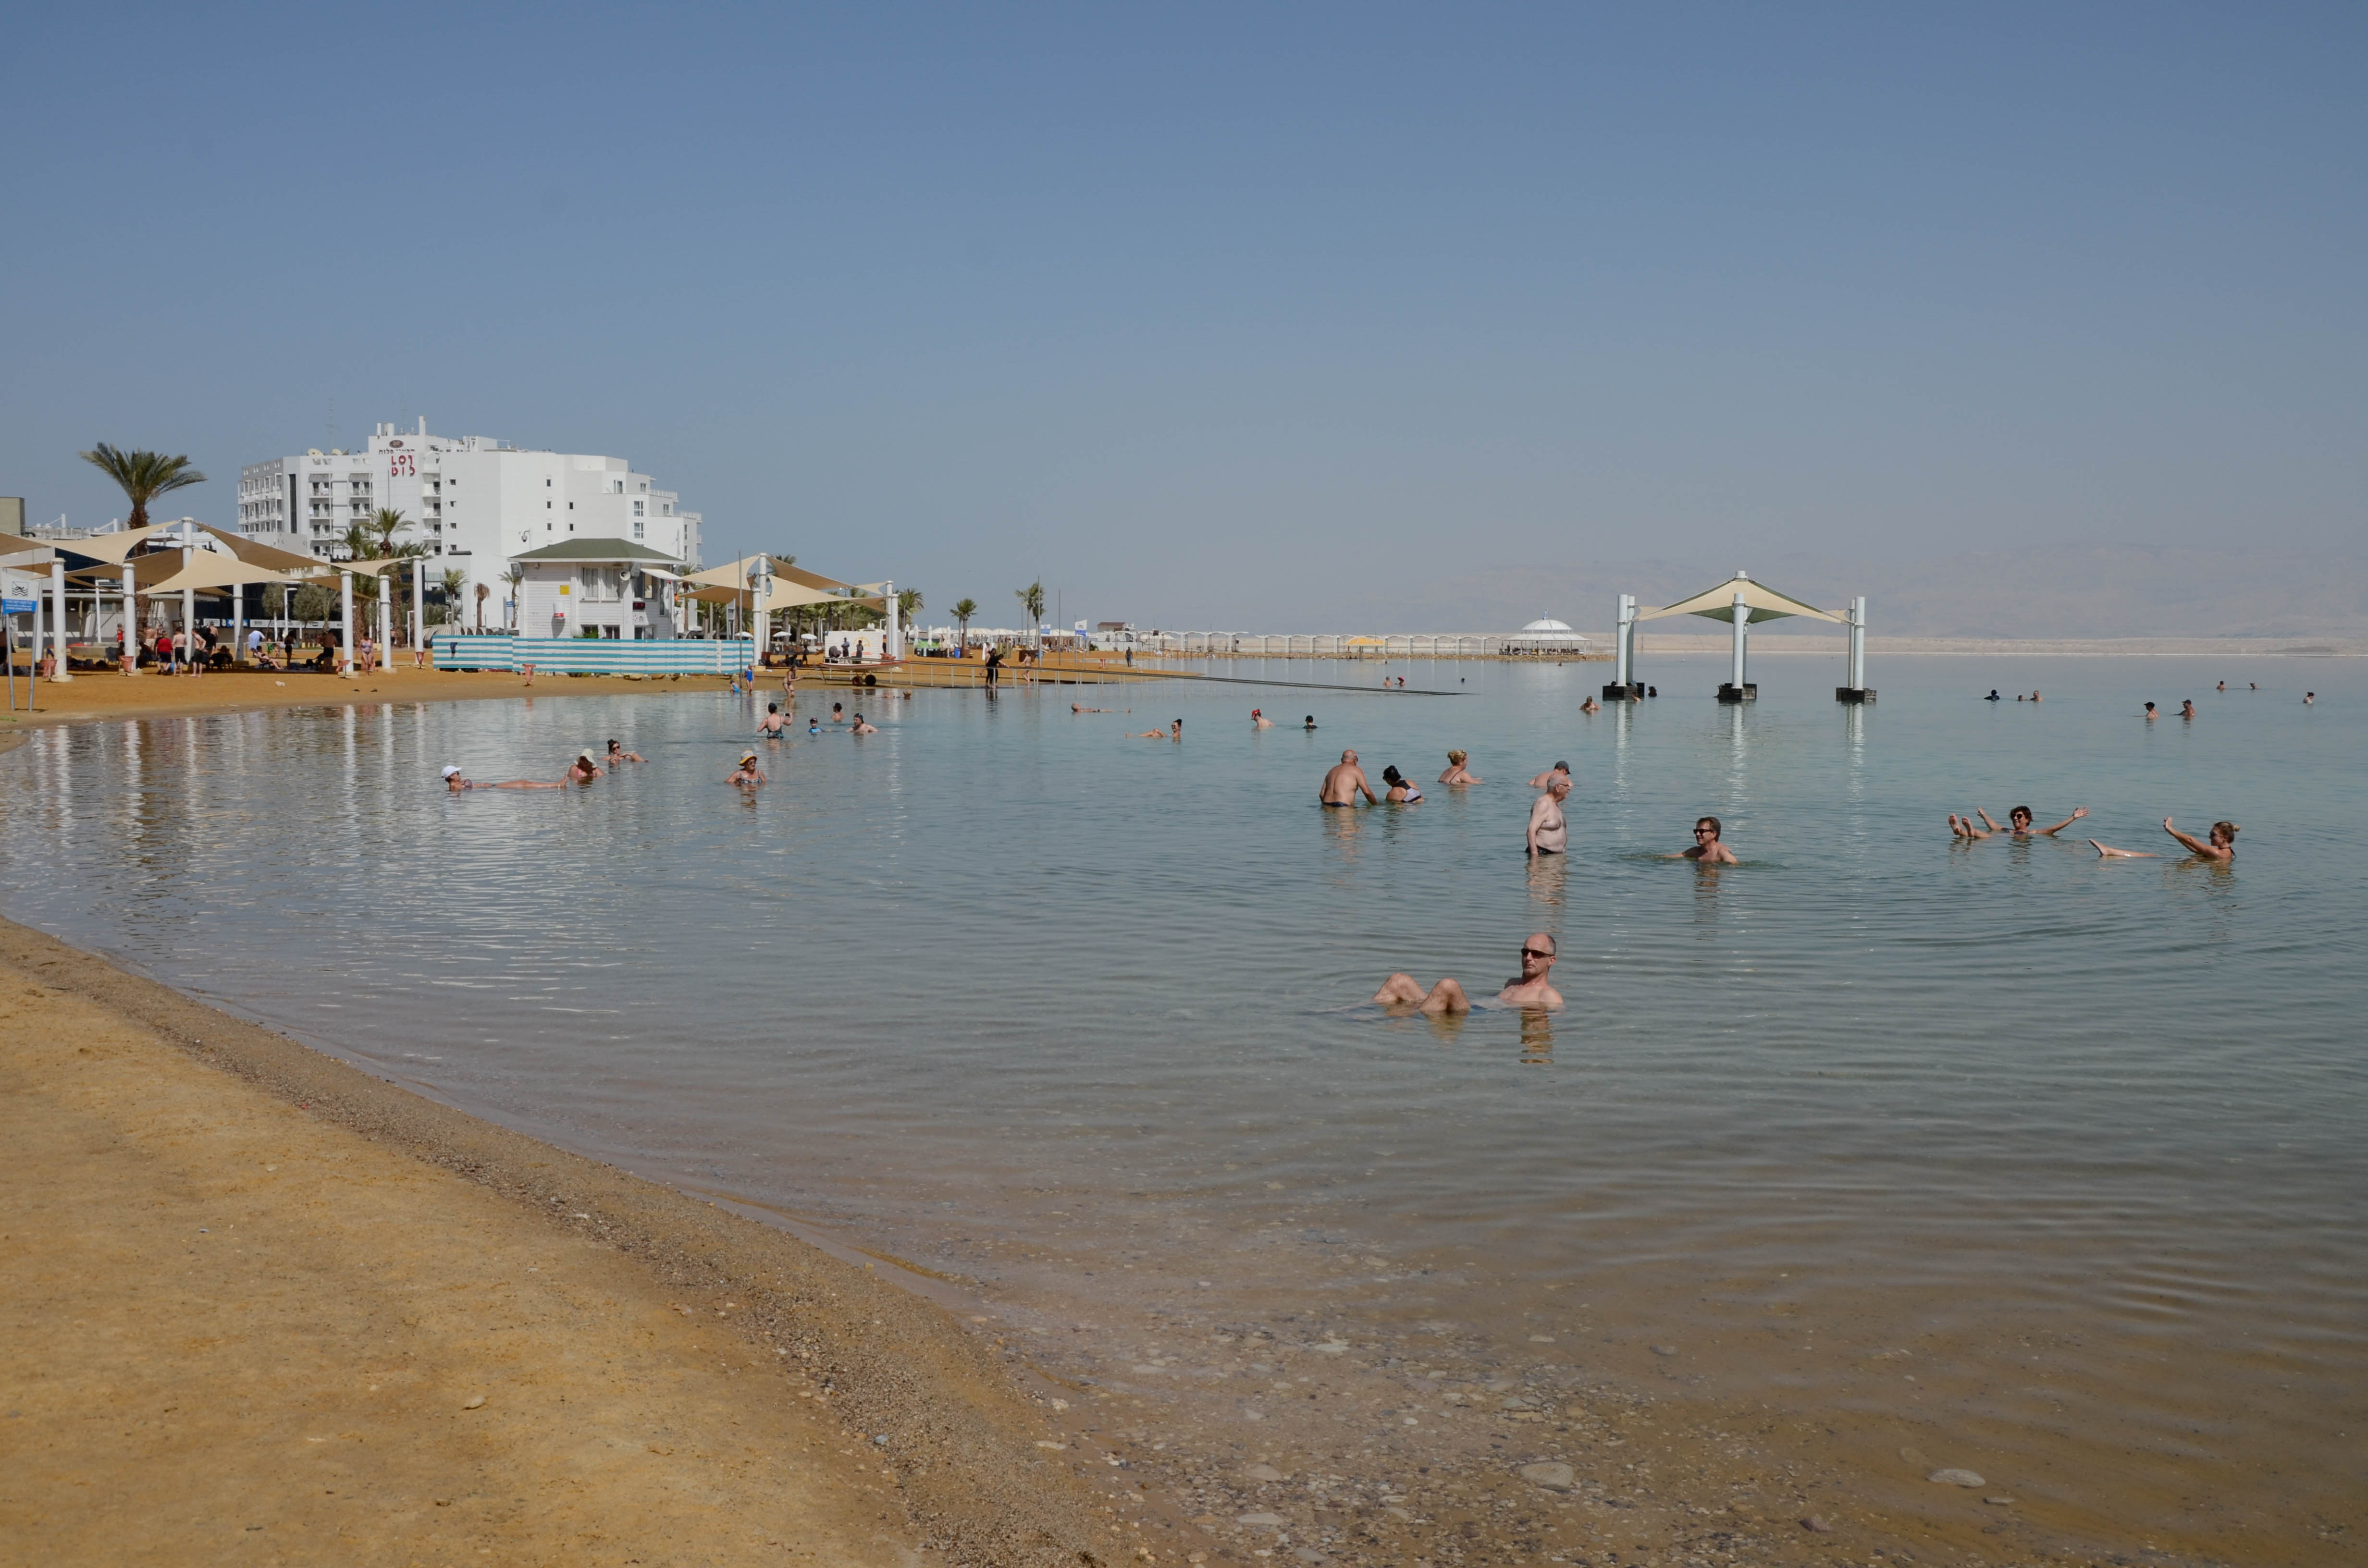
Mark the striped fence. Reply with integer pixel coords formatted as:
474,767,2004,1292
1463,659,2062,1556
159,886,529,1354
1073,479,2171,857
433,634,756,675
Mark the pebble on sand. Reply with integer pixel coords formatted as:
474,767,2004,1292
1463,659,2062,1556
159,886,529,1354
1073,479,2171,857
1800,1515,1833,1533
462,1395,486,1410
1928,1468,1986,1487
1247,1465,1286,1482
1650,1344,1678,1357
1236,1512,1288,1528
1518,1462,1575,1492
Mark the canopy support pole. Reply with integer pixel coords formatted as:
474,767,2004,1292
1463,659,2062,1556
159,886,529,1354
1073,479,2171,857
340,570,355,675
232,579,245,668
885,578,900,662
1718,589,1756,702
1837,595,1875,703
121,560,139,674
1603,593,1639,699
49,557,72,681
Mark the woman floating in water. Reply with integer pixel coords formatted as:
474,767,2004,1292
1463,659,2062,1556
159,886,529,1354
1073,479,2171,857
1950,805,2088,839
2090,818,2236,861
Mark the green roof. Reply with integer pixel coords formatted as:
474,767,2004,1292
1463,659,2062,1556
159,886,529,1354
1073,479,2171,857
510,537,682,564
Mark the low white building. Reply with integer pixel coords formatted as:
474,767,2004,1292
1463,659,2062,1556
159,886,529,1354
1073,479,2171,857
512,539,684,639
237,419,703,630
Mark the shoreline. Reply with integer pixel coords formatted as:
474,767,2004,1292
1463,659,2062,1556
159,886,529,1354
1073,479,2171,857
0,906,1108,1565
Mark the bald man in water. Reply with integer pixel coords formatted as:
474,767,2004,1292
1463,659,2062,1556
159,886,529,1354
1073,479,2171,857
1320,750,1380,807
1374,933,1564,1012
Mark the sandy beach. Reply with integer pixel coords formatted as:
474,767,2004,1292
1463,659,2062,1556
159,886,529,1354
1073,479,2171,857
0,896,1113,1566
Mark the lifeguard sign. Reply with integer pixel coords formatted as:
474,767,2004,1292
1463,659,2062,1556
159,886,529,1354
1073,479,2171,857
1604,572,1872,704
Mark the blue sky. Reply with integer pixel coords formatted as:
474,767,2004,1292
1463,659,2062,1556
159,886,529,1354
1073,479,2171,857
3,3,2360,627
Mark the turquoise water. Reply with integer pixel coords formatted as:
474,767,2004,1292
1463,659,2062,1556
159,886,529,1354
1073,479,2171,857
3,653,2359,1546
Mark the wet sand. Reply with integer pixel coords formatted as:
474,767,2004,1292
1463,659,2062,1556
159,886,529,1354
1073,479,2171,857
0,908,1106,1566
0,662,738,729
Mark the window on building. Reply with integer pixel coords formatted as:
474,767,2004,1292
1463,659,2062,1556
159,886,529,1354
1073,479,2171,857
632,499,644,516
632,519,644,540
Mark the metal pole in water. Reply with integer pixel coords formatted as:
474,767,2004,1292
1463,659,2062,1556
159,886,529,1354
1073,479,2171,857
340,570,355,675
1850,596,1866,689
1730,590,1748,690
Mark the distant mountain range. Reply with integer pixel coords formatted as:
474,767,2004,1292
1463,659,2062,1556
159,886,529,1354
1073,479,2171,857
1348,546,2368,640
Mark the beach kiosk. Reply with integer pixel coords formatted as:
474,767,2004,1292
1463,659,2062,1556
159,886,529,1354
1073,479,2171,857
1610,572,1873,703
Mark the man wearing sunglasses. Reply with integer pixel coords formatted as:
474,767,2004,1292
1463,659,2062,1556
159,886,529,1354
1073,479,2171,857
1672,816,1739,864
1373,933,1562,1013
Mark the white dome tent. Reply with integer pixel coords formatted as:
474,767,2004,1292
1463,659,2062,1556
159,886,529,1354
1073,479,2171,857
1501,616,1589,656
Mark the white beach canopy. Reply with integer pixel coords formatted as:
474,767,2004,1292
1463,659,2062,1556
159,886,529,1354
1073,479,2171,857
1606,571,1872,703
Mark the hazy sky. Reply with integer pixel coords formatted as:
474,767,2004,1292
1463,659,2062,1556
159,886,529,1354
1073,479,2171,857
4,4,2361,628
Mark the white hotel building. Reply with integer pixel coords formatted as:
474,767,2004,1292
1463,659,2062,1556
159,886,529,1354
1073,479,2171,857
236,419,703,626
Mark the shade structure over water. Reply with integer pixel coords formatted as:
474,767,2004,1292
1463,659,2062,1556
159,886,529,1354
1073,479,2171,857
1617,571,1869,701
1637,573,1846,625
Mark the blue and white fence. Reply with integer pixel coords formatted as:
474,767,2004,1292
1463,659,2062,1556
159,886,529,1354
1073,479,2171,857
434,634,756,675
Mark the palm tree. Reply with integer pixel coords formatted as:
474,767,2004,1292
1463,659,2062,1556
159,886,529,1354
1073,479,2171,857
951,597,977,653
1016,579,1046,649
898,587,924,621
79,444,206,531
503,563,526,631
369,506,410,557
436,568,468,627
473,582,491,632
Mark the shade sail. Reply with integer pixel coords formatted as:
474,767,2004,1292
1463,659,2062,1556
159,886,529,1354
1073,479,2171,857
37,525,171,564
0,535,57,561
198,526,329,575
678,580,884,614
683,555,859,595
1637,573,1845,625
136,554,307,596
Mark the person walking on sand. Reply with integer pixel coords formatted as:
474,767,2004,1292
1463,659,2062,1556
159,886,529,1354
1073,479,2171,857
1953,805,2089,839
1670,815,1738,864
1439,750,1482,785
2090,818,2237,861
727,752,767,786
1527,776,1571,856
1320,751,1380,807
1374,932,1563,1013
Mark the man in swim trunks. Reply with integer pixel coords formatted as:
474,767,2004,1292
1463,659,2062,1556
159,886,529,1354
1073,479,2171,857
851,713,878,734
1953,804,2088,838
2090,817,2237,861
1320,751,1380,807
1527,775,1571,856
1374,932,1563,1013
758,703,787,735
1672,815,1737,863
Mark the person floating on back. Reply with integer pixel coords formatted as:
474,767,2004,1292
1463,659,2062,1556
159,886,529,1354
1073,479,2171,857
2090,818,2236,861
1950,805,2087,839
1374,932,1563,1014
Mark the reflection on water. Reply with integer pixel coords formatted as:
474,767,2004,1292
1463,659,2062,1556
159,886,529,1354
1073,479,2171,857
2,655,2362,1556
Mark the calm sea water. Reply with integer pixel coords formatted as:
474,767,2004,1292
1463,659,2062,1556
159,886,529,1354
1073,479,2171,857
4,653,2359,1549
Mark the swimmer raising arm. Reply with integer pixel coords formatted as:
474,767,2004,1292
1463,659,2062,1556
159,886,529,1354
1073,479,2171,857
1977,805,2089,837
2088,818,2237,861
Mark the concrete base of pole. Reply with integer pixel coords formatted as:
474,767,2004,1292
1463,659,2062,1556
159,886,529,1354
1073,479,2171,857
1716,682,1758,703
1835,686,1877,704
1601,683,1640,700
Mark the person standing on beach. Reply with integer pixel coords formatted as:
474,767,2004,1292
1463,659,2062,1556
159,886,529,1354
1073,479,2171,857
1671,815,1738,864
1320,751,1379,807
1374,932,1563,1013
1527,776,1571,856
